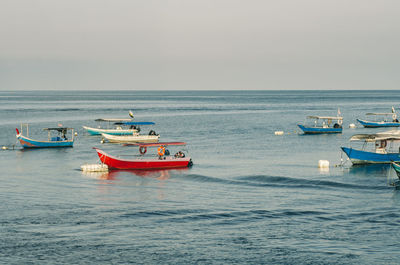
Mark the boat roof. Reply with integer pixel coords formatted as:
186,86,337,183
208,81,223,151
43,127,73,131
366,113,395,116
307,116,343,120
350,133,400,142
95,118,132,122
115,121,155,126
125,142,187,147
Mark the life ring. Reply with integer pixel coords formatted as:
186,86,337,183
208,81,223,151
157,146,165,156
139,146,147,155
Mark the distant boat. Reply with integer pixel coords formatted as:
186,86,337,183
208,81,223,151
83,118,137,135
298,110,343,134
100,121,158,143
94,142,192,170
341,132,400,164
16,124,74,148
357,106,400,128
101,130,159,143
391,162,400,179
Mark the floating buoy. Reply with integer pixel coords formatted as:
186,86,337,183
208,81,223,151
2,146,8,150
81,163,108,172
274,131,284,135
74,132,78,136
349,124,356,128
318,160,330,168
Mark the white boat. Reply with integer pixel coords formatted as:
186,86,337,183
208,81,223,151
99,121,158,143
101,132,160,143
83,118,137,135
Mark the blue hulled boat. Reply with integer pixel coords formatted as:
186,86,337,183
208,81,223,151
341,132,400,164
357,107,400,128
83,118,136,135
298,112,343,134
16,124,74,148
356,119,400,128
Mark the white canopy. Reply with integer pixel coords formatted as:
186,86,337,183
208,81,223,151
350,133,400,142
307,116,343,120
95,118,132,122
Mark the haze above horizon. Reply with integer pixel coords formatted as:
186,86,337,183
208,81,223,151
1,0,399,91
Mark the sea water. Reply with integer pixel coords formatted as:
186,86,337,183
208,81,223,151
1,90,400,264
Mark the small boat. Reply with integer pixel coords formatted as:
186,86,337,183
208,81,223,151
101,132,160,143
357,107,400,128
341,132,400,164
94,142,193,170
298,111,343,134
83,118,137,135
16,124,74,148
100,121,159,143
391,162,400,178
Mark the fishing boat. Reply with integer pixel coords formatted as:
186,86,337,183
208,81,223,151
357,107,400,128
298,111,343,134
16,124,74,148
100,121,159,143
94,142,193,170
101,132,159,143
391,162,400,178
83,118,137,135
341,132,400,164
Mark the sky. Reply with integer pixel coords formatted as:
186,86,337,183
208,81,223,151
0,0,399,90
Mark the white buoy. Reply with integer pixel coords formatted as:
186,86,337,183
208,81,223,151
81,163,108,172
318,160,330,168
274,131,284,135
2,146,8,150
349,123,356,128
74,132,78,136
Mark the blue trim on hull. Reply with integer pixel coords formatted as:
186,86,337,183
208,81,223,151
17,135,73,148
298,124,342,134
341,147,400,164
356,119,400,128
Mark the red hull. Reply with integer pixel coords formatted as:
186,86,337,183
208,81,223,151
95,148,192,170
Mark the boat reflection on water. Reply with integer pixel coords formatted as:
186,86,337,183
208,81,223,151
347,163,392,178
82,167,189,181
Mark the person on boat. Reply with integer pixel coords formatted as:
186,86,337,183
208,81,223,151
61,130,67,140
174,151,185,158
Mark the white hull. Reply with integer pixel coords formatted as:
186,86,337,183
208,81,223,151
101,133,160,143
83,126,137,135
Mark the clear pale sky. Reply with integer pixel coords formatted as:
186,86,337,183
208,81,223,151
0,0,399,90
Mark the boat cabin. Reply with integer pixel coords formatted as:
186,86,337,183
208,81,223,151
19,124,74,142
349,133,400,154
114,121,157,135
94,118,133,129
305,116,343,128
364,112,398,123
127,142,188,158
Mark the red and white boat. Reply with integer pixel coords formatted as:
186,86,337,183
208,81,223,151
94,142,193,170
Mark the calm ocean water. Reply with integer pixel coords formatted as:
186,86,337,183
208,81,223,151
1,90,400,264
